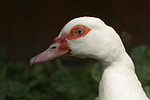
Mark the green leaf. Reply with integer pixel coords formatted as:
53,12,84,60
50,71,72,93
0,86,5,100
0,67,7,82
130,45,150,83
55,59,69,73
143,86,150,98
91,63,101,83
94,97,99,100
32,64,45,76
2,81,29,98
130,45,150,64
136,65,150,80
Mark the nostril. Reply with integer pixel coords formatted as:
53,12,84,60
50,46,57,51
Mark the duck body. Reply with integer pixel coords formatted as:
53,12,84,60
30,17,149,100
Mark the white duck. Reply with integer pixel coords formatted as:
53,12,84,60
30,17,149,100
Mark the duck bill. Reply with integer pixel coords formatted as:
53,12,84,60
30,42,70,65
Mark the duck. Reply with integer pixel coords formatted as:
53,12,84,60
30,17,149,100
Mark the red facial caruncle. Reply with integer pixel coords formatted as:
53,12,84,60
68,25,91,40
52,33,70,51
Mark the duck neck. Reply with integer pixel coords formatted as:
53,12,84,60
98,52,148,100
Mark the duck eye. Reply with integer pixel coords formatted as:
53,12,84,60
75,28,84,35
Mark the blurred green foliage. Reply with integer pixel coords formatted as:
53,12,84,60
0,45,150,100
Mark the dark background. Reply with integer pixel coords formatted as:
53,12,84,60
1,0,150,62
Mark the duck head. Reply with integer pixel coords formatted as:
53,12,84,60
30,17,125,65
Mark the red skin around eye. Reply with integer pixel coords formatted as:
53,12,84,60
53,25,91,42
52,25,91,51
68,25,91,40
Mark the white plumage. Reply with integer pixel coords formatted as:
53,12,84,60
30,17,149,100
